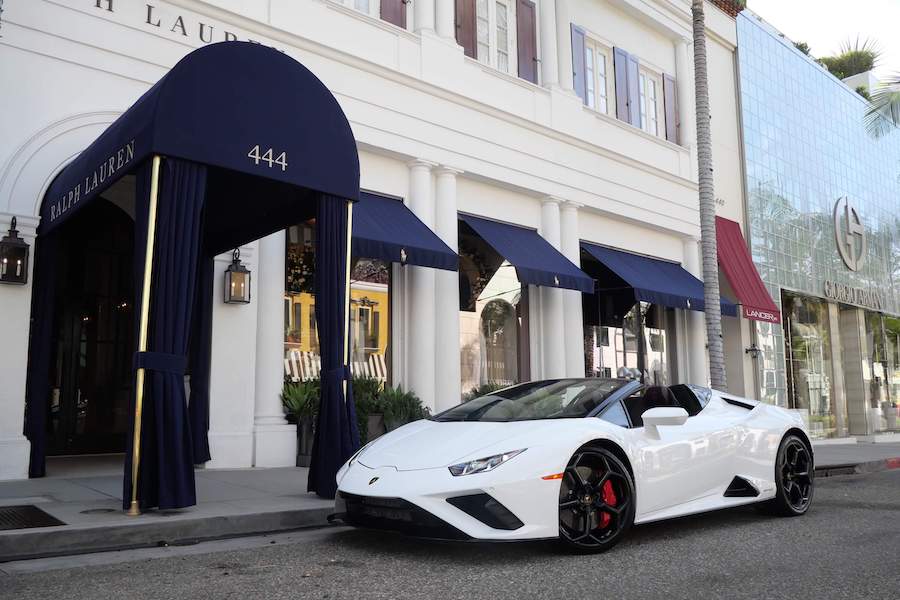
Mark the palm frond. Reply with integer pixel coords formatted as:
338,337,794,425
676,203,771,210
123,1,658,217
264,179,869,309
865,76,900,138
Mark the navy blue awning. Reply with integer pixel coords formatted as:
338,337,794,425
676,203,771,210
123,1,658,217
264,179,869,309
40,41,359,243
351,193,457,270
581,242,737,315
460,214,594,293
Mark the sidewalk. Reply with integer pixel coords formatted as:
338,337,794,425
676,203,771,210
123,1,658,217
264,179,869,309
0,457,331,563
2,442,899,563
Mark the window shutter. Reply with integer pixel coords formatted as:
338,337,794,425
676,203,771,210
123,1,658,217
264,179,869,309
380,0,407,29
626,53,641,128
663,73,679,143
455,0,477,59
571,24,587,104
613,47,629,121
516,0,538,84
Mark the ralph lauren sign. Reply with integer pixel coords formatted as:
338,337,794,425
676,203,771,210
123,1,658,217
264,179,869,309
48,139,135,223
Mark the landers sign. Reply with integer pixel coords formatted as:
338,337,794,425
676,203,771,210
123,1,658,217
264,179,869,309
743,306,780,324
47,139,135,223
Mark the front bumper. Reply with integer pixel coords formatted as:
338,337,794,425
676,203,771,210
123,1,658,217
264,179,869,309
334,458,560,541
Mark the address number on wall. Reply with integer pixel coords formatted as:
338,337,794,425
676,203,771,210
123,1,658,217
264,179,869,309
247,145,288,171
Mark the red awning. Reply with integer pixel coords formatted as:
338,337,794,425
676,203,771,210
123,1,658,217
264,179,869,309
716,217,781,324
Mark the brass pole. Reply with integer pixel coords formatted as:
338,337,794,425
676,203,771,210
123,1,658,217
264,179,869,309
127,155,163,517
342,200,354,402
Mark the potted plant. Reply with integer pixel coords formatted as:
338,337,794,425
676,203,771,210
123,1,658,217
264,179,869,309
380,385,430,432
352,375,385,444
281,379,319,467
882,401,898,431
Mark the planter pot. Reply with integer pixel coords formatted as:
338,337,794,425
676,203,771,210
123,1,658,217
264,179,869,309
296,416,315,467
367,413,386,441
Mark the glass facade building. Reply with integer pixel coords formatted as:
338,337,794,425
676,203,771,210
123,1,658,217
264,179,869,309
737,13,900,438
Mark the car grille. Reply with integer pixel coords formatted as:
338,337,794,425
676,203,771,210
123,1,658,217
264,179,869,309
340,493,470,540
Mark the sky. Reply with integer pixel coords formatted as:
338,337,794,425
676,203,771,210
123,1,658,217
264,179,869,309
746,0,900,79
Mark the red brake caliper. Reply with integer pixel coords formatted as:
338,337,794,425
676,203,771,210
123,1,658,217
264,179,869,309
599,479,617,528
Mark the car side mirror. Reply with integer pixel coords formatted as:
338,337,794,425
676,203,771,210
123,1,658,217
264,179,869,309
642,407,689,439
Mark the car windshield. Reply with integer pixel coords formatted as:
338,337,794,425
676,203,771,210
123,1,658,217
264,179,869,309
433,379,629,422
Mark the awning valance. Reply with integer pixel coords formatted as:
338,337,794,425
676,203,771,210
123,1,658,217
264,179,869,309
581,242,738,316
351,193,457,271
460,214,594,293
40,41,359,242
716,217,781,324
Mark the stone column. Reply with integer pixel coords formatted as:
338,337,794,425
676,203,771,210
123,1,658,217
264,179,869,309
0,214,35,480
435,0,456,41
434,166,462,410
415,0,436,34
683,236,708,386
407,160,437,410
253,230,296,467
560,201,585,377
675,38,697,168
555,0,573,92
540,198,567,379
540,0,560,88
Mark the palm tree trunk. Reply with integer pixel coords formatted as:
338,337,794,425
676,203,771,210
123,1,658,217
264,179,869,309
691,0,727,391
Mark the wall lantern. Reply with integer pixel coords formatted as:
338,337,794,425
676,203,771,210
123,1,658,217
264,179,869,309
224,248,251,304
0,217,29,285
745,343,762,360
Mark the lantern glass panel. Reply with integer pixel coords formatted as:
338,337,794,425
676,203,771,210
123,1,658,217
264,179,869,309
225,269,251,304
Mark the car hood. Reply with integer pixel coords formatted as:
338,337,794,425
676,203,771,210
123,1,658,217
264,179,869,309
356,419,548,471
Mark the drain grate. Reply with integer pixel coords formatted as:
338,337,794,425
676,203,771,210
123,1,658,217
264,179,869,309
0,505,66,531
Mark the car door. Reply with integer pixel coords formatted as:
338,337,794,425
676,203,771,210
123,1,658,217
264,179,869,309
621,387,741,517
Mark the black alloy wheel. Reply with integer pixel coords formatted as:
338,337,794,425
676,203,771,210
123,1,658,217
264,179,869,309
765,434,814,516
558,447,635,553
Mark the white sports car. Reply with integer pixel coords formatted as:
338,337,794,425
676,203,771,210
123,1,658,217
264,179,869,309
332,378,814,552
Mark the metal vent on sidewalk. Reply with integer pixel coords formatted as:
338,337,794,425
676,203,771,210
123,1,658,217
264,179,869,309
0,505,66,531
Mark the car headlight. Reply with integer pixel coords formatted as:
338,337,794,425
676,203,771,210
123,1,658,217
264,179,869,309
448,449,525,476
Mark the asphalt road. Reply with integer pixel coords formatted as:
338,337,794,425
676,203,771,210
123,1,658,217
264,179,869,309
3,470,899,600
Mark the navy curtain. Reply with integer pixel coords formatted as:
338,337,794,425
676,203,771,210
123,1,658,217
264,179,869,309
23,231,60,478
188,256,214,464
123,157,207,510
307,195,360,499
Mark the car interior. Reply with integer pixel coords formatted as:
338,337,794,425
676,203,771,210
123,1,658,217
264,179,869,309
622,384,707,427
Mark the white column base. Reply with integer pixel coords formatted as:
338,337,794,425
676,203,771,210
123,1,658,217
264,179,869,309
0,436,30,481
206,431,254,469
253,424,298,468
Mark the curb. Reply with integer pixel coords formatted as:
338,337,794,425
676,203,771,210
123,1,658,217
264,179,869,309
815,457,900,478
0,507,332,563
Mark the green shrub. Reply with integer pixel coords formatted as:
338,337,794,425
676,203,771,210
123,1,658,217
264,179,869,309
381,385,430,431
462,381,508,403
281,379,320,421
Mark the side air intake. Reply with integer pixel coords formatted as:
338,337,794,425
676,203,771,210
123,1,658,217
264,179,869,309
724,476,760,498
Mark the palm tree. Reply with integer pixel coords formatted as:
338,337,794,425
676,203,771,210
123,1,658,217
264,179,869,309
691,0,727,390
865,75,900,138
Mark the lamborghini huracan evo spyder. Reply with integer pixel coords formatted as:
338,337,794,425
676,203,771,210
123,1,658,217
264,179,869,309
331,378,814,552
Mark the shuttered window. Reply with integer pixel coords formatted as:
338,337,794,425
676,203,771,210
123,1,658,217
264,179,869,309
571,25,587,103
515,0,537,84
583,38,614,114
380,0,407,29
467,0,517,75
613,47,629,121
639,67,664,137
496,1,510,72
476,0,491,64
663,74,679,143
456,0,477,58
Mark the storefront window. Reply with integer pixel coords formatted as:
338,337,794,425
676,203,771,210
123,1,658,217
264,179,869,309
459,227,528,399
782,292,844,439
866,312,898,433
284,221,391,383
584,302,674,385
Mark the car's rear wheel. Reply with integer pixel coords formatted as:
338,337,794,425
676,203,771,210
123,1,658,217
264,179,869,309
762,434,814,516
558,447,635,553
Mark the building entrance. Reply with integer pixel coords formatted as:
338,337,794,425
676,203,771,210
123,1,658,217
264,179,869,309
46,198,134,456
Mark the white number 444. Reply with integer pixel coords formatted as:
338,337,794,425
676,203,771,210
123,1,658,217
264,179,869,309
248,145,288,171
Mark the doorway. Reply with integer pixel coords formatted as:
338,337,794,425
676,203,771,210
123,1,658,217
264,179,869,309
45,197,135,456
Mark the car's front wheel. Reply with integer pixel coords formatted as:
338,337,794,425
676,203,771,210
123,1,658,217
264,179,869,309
762,434,814,516
558,447,635,553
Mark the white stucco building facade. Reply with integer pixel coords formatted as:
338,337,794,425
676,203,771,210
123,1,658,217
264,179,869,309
0,0,751,480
